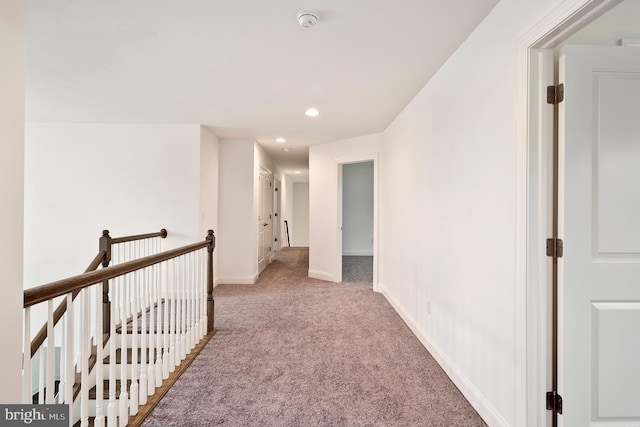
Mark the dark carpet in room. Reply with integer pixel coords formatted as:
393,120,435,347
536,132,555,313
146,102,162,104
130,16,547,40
142,247,486,427
342,255,373,285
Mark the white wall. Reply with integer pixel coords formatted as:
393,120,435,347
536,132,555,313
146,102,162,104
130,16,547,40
342,162,374,256
0,1,25,403
309,133,382,281
24,123,205,289
218,139,256,283
218,140,280,283
376,0,570,425
292,183,309,247
200,126,220,283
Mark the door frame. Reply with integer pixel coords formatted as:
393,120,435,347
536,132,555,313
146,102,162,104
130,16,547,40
336,154,379,292
273,178,282,252
518,0,623,425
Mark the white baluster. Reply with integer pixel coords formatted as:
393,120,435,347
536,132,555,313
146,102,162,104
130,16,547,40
192,251,199,341
95,283,105,427
65,294,74,407
201,249,207,338
203,247,208,337
119,274,129,427
22,307,32,404
179,256,186,361
192,251,198,341
80,289,90,427
181,254,187,359
46,300,55,404
139,268,148,405
200,248,205,335
107,281,117,427
112,246,119,326
147,265,156,396
155,260,164,386
169,258,177,372
190,251,196,349
162,260,170,380
58,316,65,404
130,270,139,416
38,348,44,404
187,252,193,351
174,257,181,365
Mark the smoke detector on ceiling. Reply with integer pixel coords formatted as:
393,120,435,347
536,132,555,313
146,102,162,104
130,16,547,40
297,12,319,28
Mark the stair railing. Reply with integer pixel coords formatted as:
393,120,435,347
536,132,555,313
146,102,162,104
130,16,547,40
28,229,167,361
23,229,215,427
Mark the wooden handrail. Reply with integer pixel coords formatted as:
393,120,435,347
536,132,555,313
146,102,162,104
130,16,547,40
25,237,213,308
111,228,167,244
30,251,107,357
28,229,170,357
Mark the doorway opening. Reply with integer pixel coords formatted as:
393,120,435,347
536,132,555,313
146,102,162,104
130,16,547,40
340,161,374,287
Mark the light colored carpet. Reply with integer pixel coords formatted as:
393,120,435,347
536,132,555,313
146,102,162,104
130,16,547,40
143,248,486,426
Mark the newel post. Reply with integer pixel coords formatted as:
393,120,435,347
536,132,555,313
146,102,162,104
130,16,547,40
99,229,112,334
206,229,216,333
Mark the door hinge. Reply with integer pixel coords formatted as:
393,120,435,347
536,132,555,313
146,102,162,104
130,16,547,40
547,83,564,104
546,391,563,414
546,238,563,258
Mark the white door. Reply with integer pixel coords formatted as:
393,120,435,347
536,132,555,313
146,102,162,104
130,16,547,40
559,45,640,426
258,169,273,274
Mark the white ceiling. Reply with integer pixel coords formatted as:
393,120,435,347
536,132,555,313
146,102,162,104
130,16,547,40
26,0,499,177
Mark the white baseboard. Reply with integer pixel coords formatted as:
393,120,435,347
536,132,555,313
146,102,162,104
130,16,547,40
378,283,509,427
342,251,374,256
216,276,256,285
308,269,335,282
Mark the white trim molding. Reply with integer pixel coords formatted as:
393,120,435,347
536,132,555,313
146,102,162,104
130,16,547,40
216,275,257,285
308,269,335,282
341,251,374,256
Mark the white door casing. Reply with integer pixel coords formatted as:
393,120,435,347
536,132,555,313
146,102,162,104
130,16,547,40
559,44,640,426
258,168,273,274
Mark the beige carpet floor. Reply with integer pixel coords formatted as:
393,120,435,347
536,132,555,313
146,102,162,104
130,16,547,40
142,248,486,426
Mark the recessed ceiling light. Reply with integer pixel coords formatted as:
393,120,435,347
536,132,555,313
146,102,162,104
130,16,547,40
295,171,301,174
305,108,319,117
276,137,286,143
283,148,291,152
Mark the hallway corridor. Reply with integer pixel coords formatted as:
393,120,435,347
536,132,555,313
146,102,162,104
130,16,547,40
143,248,485,426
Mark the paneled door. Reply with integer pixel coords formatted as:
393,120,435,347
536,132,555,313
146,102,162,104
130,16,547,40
559,45,640,426
258,168,273,275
